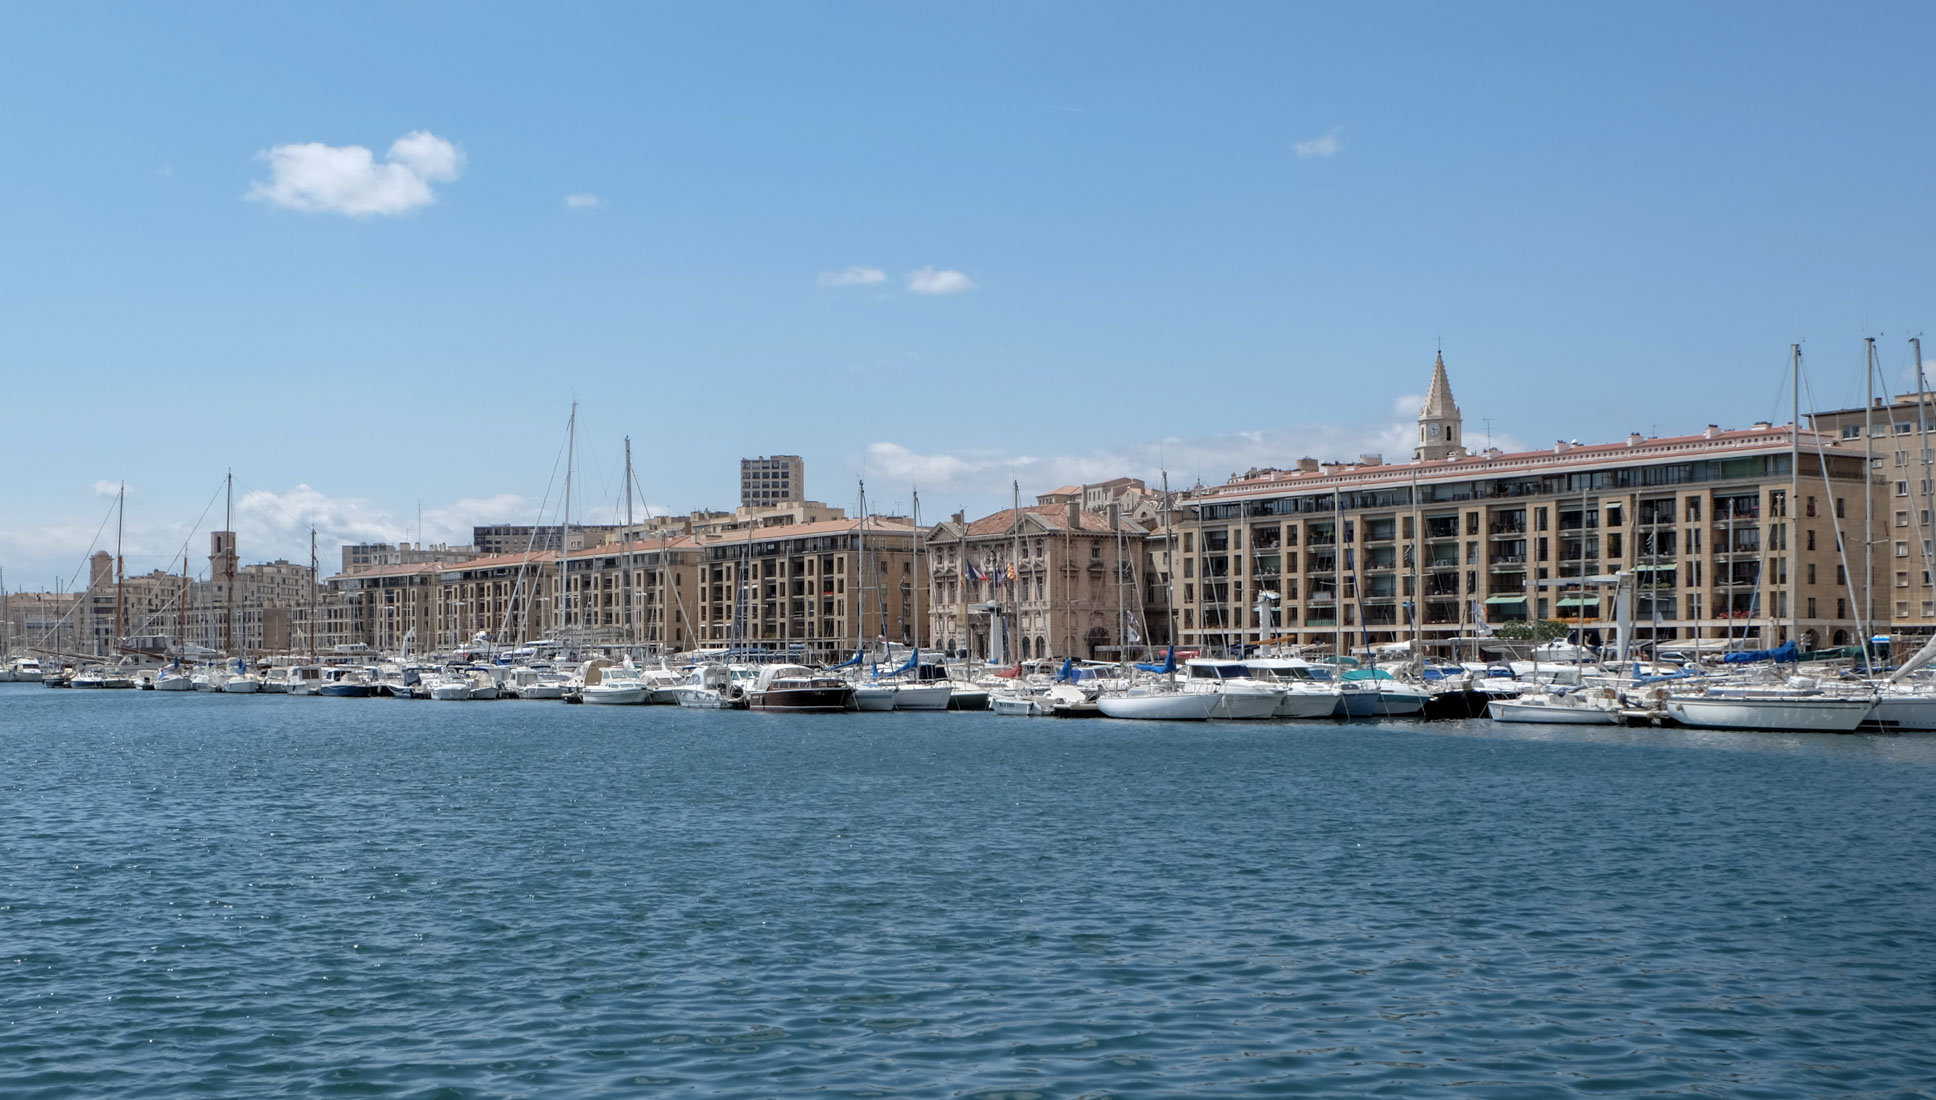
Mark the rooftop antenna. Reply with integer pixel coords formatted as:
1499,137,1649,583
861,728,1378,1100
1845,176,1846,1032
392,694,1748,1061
1481,417,1494,450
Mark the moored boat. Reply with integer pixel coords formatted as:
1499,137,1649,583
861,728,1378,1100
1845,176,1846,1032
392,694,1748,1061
1664,693,1872,732
748,664,855,712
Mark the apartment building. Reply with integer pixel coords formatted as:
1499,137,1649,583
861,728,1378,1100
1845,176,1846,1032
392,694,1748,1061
1809,390,1936,638
740,455,804,508
1175,359,1881,655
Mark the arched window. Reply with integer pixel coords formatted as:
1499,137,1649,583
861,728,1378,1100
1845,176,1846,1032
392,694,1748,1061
1035,636,1047,659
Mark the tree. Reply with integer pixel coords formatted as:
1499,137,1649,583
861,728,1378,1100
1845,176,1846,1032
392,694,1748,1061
1492,619,1570,641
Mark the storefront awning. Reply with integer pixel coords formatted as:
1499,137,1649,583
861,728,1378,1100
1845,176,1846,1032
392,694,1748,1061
1483,595,1527,605
1557,597,1600,608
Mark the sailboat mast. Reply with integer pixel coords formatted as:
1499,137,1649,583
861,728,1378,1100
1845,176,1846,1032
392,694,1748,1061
1012,480,1022,667
1865,338,1877,670
1332,486,1343,665
1162,471,1179,653
1409,463,1421,656
561,404,575,646
309,528,318,663
223,470,234,657
856,480,867,658
113,482,125,658
1913,338,1935,642
912,488,922,651
625,436,636,650
1790,344,1801,647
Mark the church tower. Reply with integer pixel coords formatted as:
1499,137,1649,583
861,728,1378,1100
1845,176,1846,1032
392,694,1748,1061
1414,351,1466,462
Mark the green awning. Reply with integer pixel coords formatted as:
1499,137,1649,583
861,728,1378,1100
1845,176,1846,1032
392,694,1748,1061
1484,595,1527,604
1557,597,1600,608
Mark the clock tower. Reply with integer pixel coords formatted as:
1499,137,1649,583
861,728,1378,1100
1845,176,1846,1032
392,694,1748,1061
1414,351,1466,462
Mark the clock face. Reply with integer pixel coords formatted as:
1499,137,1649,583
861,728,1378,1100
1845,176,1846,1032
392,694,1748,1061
1430,424,1442,439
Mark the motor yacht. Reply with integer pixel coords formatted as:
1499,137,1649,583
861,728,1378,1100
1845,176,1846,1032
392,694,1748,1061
748,664,855,712
1179,658,1286,719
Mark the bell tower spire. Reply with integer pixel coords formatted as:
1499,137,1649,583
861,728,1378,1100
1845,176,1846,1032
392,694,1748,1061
1415,350,1465,461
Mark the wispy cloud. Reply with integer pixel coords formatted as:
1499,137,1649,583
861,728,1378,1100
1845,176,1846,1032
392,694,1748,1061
856,395,1525,513
907,267,977,295
817,266,886,288
565,192,603,209
233,485,531,569
92,480,123,498
1294,126,1343,159
246,130,464,217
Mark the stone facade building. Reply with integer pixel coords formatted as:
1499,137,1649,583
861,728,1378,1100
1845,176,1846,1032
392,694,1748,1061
926,501,1159,663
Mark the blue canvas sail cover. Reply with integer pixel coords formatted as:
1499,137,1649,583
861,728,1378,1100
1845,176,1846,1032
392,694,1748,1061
1134,646,1178,674
1055,657,1075,682
878,647,919,678
1722,640,1798,664
825,649,864,671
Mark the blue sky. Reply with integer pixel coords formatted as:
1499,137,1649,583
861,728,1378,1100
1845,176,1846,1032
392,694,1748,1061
3,2,1934,586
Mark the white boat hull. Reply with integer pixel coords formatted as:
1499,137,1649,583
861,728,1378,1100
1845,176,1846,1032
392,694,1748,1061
991,694,1047,717
222,678,261,694
1867,693,1936,731
582,685,648,705
1098,691,1218,721
891,683,954,711
853,685,895,711
1342,685,1428,717
1488,698,1621,725
153,674,195,692
429,683,474,701
518,684,566,700
1203,688,1283,720
1665,695,1872,732
1276,689,1343,719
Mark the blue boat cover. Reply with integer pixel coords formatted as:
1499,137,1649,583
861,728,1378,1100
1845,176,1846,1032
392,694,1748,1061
1134,646,1177,674
1722,640,1798,664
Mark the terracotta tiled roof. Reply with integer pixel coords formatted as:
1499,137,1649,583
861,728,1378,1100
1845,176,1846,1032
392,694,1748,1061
1196,423,1834,499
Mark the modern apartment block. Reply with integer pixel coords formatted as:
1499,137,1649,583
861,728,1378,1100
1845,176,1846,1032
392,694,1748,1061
740,455,804,508
1808,390,1936,638
1174,358,1882,656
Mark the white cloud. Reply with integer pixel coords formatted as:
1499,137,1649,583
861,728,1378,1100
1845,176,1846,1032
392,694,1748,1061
246,130,464,217
230,485,533,570
1294,127,1343,159
565,192,603,209
856,398,1525,515
818,266,887,288
92,480,123,498
908,267,978,295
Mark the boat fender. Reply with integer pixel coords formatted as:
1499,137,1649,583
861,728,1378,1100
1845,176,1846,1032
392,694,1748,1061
729,684,745,699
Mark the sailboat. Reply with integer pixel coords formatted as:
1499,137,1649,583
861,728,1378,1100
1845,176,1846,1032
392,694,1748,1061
1664,345,1874,733
1096,500,1215,721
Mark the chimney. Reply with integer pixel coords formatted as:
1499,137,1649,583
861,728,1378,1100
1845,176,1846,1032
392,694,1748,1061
952,510,965,525
1296,457,1320,473
1703,424,1720,439
1483,446,1503,460
1067,500,1081,530
1627,432,1644,446
1554,440,1573,453
1108,503,1121,533
1751,420,1772,430
1358,453,1383,466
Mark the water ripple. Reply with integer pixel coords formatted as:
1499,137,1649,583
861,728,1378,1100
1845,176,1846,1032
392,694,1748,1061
3,689,1936,1095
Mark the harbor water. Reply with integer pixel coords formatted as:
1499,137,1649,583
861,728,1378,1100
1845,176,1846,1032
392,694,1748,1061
4,686,1935,1096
